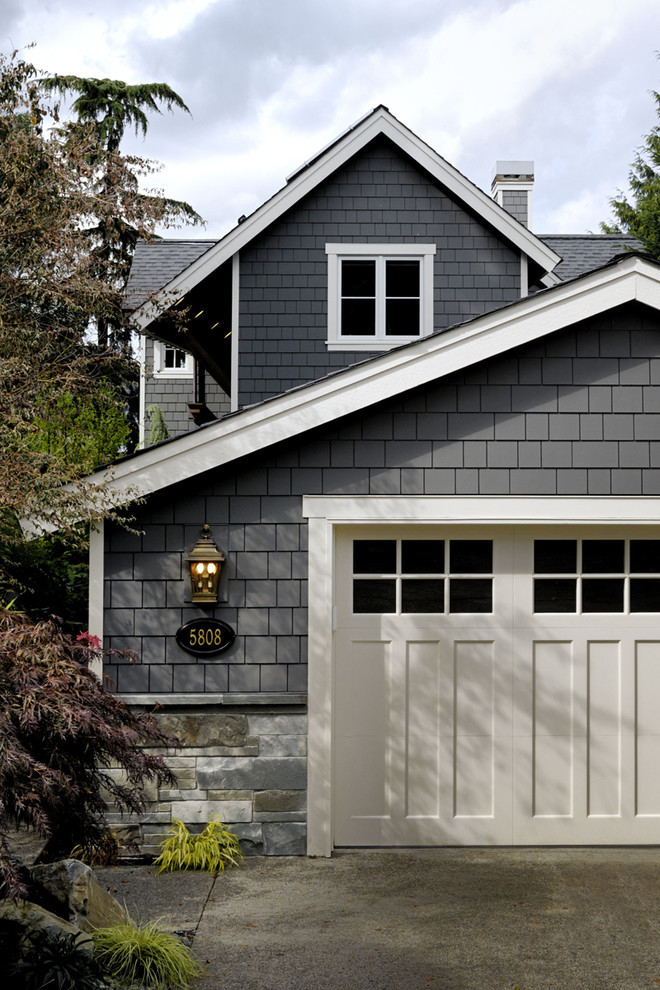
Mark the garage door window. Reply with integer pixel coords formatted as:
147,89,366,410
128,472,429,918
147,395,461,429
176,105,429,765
352,538,493,614
533,539,660,613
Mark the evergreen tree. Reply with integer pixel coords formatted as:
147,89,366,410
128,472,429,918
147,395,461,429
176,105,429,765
602,81,660,259
38,74,203,350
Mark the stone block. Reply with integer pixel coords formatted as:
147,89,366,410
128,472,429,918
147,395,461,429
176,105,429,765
262,823,306,856
247,714,307,736
196,756,306,790
259,734,307,757
232,823,264,855
156,713,248,748
175,800,253,823
254,790,306,813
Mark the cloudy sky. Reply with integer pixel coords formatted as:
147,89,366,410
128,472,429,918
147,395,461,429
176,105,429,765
3,0,660,239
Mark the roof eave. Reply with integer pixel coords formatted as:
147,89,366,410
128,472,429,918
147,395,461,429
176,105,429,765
82,254,660,507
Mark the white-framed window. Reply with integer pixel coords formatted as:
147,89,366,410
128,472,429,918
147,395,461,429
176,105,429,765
326,243,436,350
153,340,194,377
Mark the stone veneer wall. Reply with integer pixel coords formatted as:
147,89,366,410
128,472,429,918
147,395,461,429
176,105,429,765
107,709,307,857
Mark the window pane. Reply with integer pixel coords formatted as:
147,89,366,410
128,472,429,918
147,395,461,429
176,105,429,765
450,540,492,574
534,578,576,612
631,578,660,612
534,540,576,574
353,540,396,574
582,578,624,612
401,540,444,574
582,540,624,574
164,346,187,369
386,260,419,296
402,579,444,613
341,298,375,335
449,578,492,613
353,580,396,613
630,541,660,573
342,259,375,296
385,298,419,335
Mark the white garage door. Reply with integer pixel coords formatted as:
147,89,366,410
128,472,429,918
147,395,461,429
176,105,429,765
333,525,660,846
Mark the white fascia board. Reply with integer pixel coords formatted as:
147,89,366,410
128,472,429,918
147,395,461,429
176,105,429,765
132,109,560,331
303,495,660,525
86,256,660,507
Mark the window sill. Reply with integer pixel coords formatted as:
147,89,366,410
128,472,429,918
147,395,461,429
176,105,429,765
326,337,423,352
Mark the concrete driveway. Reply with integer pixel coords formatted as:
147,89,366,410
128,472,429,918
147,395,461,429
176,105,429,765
98,847,660,989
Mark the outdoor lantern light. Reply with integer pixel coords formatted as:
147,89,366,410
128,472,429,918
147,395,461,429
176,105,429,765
186,524,225,604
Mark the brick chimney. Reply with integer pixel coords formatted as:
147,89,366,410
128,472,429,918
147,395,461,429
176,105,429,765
491,161,534,228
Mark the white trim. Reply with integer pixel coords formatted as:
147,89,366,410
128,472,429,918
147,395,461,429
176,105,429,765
131,108,560,332
325,243,435,349
152,340,194,378
138,334,147,447
230,253,240,413
88,523,104,679
301,494,660,855
520,253,528,298
78,255,660,509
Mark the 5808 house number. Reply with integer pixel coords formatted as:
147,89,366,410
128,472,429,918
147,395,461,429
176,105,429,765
175,618,236,656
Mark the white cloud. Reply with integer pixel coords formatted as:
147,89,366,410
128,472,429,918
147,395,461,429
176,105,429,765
5,0,660,235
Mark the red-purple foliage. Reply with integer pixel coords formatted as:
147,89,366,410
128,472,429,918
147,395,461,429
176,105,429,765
0,608,177,900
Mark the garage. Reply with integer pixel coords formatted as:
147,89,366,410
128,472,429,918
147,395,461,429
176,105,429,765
331,523,660,847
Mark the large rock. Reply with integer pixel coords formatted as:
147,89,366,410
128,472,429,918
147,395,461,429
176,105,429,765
0,898,89,943
28,859,125,932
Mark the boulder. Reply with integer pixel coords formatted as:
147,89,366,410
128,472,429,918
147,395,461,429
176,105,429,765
28,859,125,932
0,897,90,943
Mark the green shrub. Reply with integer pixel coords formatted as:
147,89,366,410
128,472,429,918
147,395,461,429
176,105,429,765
153,818,243,875
8,926,105,990
91,918,201,989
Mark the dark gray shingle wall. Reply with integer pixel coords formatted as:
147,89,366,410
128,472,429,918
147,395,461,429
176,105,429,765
237,136,521,407
104,302,660,694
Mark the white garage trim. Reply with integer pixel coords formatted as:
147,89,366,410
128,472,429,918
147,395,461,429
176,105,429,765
302,495,660,856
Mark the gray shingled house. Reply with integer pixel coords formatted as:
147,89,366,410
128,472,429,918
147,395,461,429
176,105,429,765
89,107,660,856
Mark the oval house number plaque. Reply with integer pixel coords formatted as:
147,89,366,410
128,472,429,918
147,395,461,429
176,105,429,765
176,618,236,656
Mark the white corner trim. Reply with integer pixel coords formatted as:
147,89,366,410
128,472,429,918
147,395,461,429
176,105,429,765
520,253,528,298
138,334,147,448
88,523,104,679
231,253,240,413
306,515,335,856
301,493,660,855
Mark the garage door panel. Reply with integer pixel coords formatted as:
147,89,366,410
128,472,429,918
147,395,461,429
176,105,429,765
454,640,496,818
405,640,443,818
635,640,660,816
334,633,392,840
333,526,660,846
587,640,622,818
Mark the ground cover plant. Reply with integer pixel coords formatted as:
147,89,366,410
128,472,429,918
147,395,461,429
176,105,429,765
91,917,202,989
154,818,243,875
7,927,106,990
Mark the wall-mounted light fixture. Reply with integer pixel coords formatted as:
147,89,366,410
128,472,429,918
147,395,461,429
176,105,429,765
186,524,225,604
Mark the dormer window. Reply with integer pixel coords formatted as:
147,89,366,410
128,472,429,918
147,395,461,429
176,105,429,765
326,243,435,350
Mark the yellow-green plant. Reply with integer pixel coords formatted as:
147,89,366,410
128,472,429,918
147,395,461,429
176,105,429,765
154,817,243,875
91,918,201,989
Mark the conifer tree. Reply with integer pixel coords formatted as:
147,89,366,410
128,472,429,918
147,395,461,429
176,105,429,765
602,78,660,259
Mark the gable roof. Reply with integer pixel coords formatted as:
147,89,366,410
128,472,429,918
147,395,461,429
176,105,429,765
88,252,660,506
130,106,561,331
